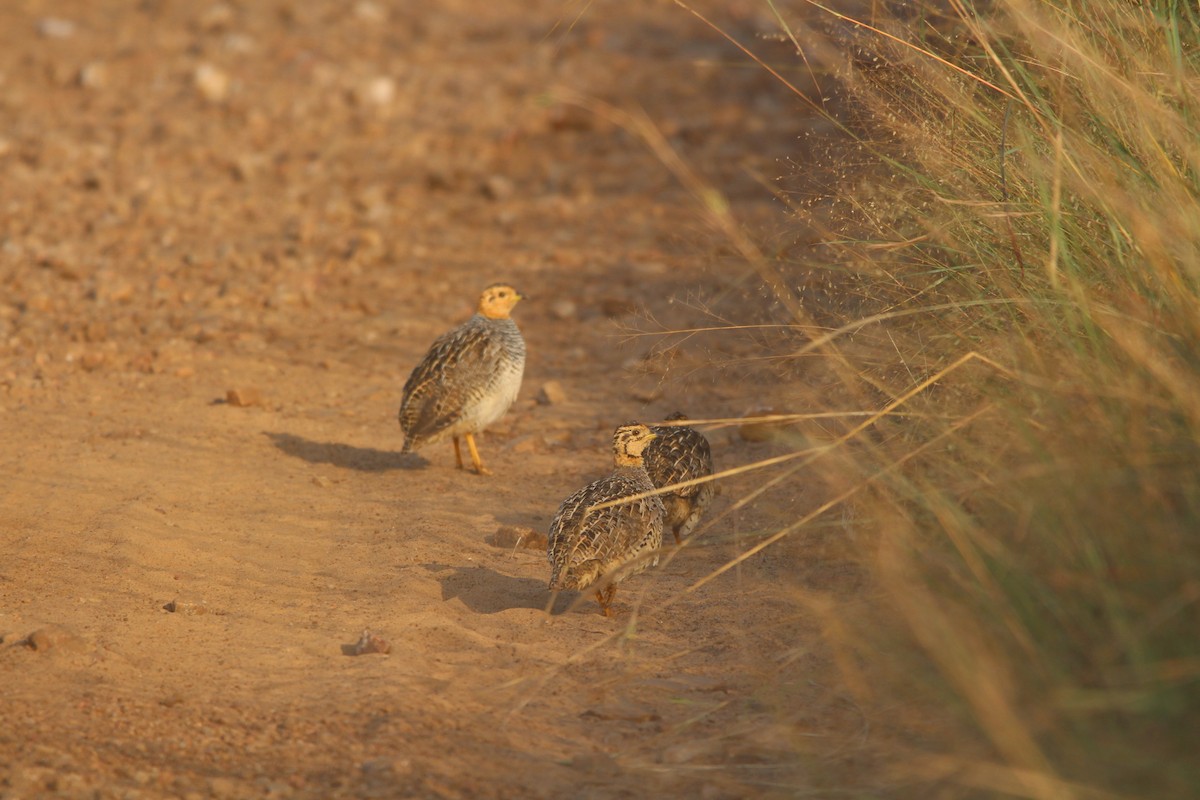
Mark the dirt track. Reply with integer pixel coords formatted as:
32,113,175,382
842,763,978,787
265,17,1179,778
1,2,867,797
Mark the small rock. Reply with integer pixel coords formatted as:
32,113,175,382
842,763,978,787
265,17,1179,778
108,283,135,303
80,352,106,372
312,476,330,488
174,366,195,379
25,625,86,653
225,387,262,407
83,321,108,342
424,168,453,191
78,62,107,89
222,32,256,54
549,300,577,319
481,175,515,201
199,4,235,31
490,525,547,550
356,76,396,107
25,294,53,312
536,380,568,405
194,63,230,102
164,600,208,615
354,1,387,23
37,17,76,39
343,630,391,656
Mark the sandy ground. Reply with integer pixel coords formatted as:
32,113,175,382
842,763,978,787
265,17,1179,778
1,2,870,797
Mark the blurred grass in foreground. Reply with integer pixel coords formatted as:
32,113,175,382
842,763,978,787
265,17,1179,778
735,0,1200,796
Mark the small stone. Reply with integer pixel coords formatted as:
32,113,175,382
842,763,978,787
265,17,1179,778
78,62,107,89
549,300,577,319
83,321,108,342
80,352,106,372
312,476,330,488
343,630,391,656
25,295,53,312
194,63,230,102
222,32,255,54
164,600,208,615
229,154,265,181
356,76,396,107
109,283,135,303
536,380,568,405
354,1,386,22
25,625,87,653
37,17,76,39
481,175,515,201
199,4,235,31
174,366,195,379
225,387,263,407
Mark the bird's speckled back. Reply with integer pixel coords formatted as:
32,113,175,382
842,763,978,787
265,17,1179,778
645,413,714,541
399,312,526,451
547,423,665,594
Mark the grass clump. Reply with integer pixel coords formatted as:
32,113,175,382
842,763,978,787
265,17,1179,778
746,1,1200,796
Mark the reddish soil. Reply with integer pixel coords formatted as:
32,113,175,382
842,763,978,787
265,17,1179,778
1,2,868,797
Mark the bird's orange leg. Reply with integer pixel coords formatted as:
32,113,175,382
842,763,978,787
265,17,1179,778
465,433,492,476
595,585,617,616
452,436,464,470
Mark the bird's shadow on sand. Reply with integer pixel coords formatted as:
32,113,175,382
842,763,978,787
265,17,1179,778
433,564,586,616
265,432,425,472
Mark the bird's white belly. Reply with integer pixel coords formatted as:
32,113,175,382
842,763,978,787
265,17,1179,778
463,362,523,433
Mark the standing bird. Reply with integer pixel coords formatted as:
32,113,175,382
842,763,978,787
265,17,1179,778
644,412,715,544
548,423,665,616
398,283,526,475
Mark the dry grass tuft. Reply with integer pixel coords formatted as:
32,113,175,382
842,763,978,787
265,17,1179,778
665,0,1200,796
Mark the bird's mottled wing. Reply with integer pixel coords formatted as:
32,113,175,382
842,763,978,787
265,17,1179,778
399,320,505,439
646,426,714,499
548,472,663,586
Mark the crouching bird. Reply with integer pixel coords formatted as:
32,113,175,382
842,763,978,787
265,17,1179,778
547,423,665,616
398,283,526,475
645,412,714,544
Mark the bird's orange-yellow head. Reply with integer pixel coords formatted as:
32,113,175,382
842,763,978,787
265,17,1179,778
477,283,525,319
612,422,657,467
